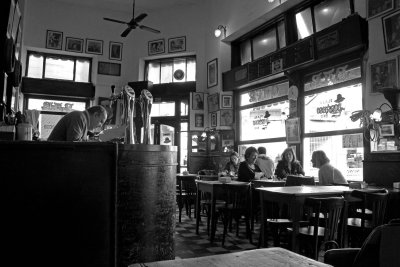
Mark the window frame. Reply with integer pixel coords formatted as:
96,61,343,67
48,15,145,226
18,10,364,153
26,50,92,82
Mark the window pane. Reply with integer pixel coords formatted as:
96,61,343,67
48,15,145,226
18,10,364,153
240,101,289,141
27,98,86,112
180,122,188,171
303,135,363,181
238,142,287,164
151,102,175,116
240,39,252,65
45,57,74,80
240,82,289,106
39,113,64,140
181,99,188,116
186,58,196,81
148,62,160,84
160,62,173,83
173,59,186,83
296,8,313,39
253,28,277,60
277,20,286,48
314,0,350,32
75,59,90,82
304,84,362,133
27,54,44,78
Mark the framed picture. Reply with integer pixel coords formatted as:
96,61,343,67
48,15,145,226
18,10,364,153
379,124,395,136
46,30,63,50
109,41,123,60
220,110,234,126
65,37,84,53
208,93,219,112
168,36,186,53
192,92,204,110
194,113,204,128
98,61,121,76
86,38,103,55
367,0,394,20
98,97,117,125
148,39,165,55
285,117,301,144
221,95,233,109
207,58,218,88
210,112,217,127
383,9,400,53
370,58,398,93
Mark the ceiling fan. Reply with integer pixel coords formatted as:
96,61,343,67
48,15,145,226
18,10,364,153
103,0,161,37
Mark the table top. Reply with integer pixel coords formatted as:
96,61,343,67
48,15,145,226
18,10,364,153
177,173,198,177
252,179,286,187
196,180,249,186
256,185,351,196
129,247,332,267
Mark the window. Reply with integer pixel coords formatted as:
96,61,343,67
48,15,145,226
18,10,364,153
295,0,351,39
145,56,196,84
151,101,175,117
27,51,91,82
238,20,286,65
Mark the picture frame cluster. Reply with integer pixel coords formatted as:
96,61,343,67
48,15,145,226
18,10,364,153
148,36,186,56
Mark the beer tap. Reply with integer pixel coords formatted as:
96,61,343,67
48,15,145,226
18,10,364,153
140,89,153,144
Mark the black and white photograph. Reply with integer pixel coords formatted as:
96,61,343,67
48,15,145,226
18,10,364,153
367,0,394,20
285,117,301,144
192,92,204,110
86,38,103,55
370,58,398,93
210,112,217,127
383,9,400,53
221,95,233,109
220,110,233,126
379,124,395,136
208,93,219,113
168,36,186,53
65,37,84,53
194,113,204,128
46,30,63,50
207,58,218,88
109,41,123,60
148,39,165,55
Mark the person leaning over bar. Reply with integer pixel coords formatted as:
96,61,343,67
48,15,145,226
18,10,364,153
274,147,305,179
238,146,262,182
47,105,107,141
311,150,348,185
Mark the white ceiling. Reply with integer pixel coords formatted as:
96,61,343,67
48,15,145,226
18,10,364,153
52,0,200,13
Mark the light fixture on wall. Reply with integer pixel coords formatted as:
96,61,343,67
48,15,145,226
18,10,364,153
214,25,227,38
200,127,218,141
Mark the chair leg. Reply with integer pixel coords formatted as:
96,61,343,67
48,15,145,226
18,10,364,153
222,213,229,246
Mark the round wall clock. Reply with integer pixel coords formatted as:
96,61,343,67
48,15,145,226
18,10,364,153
173,69,185,80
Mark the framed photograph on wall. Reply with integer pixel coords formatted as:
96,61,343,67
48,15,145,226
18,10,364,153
192,92,204,110
86,38,103,55
221,95,233,109
109,41,123,60
382,9,400,53
379,124,395,136
208,93,219,113
98,61,121,76
168,36,186,53
210,112,217,127
148,39,165,55
65,37,84,53
370,57,398,93
46,30,63,50
207,58,218,88
285,117,301,144
367,0,394,20
194,113,204,128
220,110,234,126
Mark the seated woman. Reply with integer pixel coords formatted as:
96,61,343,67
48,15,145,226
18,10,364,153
311,150,347,185
224,151,240,175
238,147,262,182
275,147,305,179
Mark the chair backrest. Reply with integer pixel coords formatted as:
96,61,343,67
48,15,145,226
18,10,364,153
223,183,251,213
304,196,345,259
181,176,197,198
350,189,389,228
285,175,315,186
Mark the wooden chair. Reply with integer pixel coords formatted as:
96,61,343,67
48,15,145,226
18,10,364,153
347,189,389,247
294,196,345,260
325,219,400,267
181,176,197,219
214,183,252,245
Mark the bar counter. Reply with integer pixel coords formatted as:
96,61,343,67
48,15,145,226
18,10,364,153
0,141,177,267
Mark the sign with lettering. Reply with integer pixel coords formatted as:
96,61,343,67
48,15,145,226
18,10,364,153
41,101,75,112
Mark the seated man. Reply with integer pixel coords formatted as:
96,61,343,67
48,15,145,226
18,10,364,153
255,146,275,179
311,150,347,185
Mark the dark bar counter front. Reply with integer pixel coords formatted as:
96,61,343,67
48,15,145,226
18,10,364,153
0,141,177,267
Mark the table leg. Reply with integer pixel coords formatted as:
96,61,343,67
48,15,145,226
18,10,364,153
259,191,266,248
290,200,302,252
209,192,216,242
196,186,201,235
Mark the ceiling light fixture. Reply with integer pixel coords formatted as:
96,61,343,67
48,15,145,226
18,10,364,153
214,25,227,38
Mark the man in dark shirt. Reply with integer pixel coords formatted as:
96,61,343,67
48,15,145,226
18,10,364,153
48,105,107,141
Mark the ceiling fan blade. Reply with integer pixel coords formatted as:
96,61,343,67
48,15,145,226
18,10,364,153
132,0,136,17
104,17,127,24
139,25,161,34
134,13,147,23
121,27,133,37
